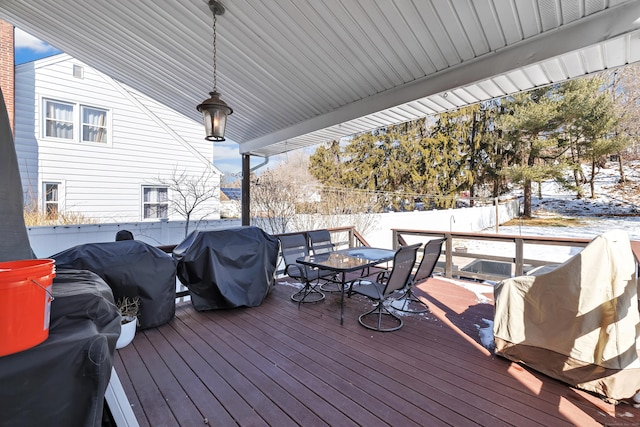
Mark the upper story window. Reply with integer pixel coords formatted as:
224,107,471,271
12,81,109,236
42,98,110,144
44,100,74,140
82,106,108,143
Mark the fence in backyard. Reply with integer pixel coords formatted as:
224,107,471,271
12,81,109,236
27,218,242,258
26,199,520,259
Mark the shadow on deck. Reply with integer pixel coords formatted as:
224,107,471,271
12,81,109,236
114,276,640,426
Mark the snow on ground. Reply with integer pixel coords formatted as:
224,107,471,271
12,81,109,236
463,160,640,263
498,160,640,240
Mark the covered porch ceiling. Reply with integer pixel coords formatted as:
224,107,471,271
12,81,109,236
1,1,640,159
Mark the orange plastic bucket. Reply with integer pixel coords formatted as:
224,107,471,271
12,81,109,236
0,259,56,357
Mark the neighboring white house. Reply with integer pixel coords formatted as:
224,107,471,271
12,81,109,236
14,53,221,223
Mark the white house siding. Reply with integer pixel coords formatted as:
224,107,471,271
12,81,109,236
14,53,220,222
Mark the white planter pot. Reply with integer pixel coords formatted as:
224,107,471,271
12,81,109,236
116,316,137,349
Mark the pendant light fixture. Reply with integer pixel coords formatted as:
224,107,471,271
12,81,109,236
197,0,233,141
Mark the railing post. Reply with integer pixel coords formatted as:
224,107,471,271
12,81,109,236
445,233,453,278
392,229,398,250
495,197,499,234
348,227,354,248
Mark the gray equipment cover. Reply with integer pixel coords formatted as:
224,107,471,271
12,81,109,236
173,226,279,311
0,270,120,427
494,230,640,401
53,240,176,329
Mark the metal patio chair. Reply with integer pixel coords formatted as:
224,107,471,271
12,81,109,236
279,233,326,304
308,229,341,292
391,237,446,313
348,243,421,332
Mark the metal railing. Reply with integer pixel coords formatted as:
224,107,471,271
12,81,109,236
391,228,594,282
164,226,628,301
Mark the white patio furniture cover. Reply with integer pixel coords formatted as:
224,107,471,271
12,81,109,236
494,230,640,401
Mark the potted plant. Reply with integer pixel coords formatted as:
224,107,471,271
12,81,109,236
115,296,139,349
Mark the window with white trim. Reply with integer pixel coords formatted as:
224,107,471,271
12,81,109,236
44,100,74,140
81,106,108,143
143,186,169,219
43,182,60,219
42,98,110,144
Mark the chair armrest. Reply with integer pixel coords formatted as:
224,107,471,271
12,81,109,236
285,263,307,280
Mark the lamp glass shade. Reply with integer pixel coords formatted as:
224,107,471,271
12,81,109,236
197,91,233,141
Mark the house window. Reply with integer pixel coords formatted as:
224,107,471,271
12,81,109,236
143,186,168,219
42,99,110,144
44,100,74,140
43,182,59,219
82,106,108,143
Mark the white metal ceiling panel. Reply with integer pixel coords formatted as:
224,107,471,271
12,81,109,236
582,44,606,73
603,37,629,67
562,51,588,77
477,80,506,98
523,64,551,87
0,0,639,159
461,84,492,102
541,58,569,82
538,0,562,30
629,34,640,63
451,88,479,105
490,75,520,95
504,69,533,91
515,0,541,38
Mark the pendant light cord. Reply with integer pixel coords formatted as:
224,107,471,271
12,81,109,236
213,12,218,92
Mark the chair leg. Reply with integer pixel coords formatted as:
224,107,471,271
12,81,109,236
358,302,403,332
319,275,341,293
390,286,429,313
291,282,325,305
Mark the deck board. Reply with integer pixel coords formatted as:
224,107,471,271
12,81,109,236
114,276,640,426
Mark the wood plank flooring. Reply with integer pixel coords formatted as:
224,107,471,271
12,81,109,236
114,276,640,426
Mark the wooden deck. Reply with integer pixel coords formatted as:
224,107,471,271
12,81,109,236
114,276,640,426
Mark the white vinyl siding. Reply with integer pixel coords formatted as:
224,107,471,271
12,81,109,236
14,54,221,222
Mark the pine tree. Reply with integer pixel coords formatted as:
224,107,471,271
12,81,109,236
496,87,565,217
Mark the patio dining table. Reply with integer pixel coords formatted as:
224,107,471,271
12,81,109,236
297,246,396,324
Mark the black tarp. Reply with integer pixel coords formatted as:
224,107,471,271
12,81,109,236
173,226,279,311
0,269,120,427
52,240,176,329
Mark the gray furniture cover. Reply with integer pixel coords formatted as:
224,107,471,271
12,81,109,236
173,226,279,311
494,230,640,401
0,269,120,427
52,240,177,329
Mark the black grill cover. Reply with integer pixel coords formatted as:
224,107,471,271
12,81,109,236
52,240,176,329
173,226,279,311
0,269,120,427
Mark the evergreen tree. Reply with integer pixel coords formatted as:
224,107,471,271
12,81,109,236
428,109,472,207
559,77,627,198
496,87,565,217
308,140,342,185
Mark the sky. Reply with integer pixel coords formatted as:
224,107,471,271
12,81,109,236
13,27,265,178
